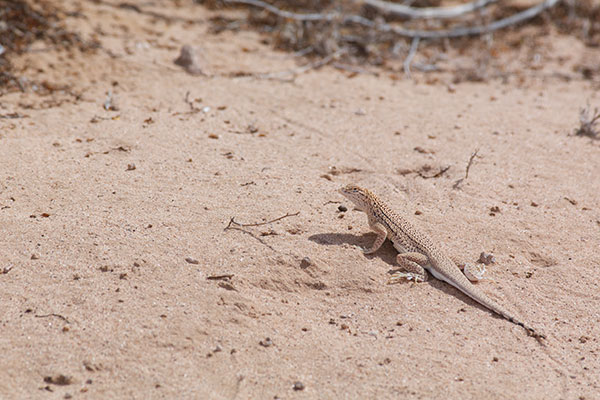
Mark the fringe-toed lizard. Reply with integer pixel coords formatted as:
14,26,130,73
339,184,545,342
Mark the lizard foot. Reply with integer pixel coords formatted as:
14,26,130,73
388,271,426,284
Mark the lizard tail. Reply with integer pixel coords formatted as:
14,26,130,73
450,274,546,342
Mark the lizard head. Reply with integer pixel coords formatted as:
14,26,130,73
339,184,371,211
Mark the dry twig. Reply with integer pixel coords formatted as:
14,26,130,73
361,0,496,20
35,313,70,323
225,212,300,228
207,274,234,280
453,149,480,189
225,0,560,39
418,165,450,179
403,37,420,78
224,212,299,251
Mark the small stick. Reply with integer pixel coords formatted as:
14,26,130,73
207,274,234,280
225,0,559,39
1,266,13,274
225,212,299,229
418,165,450,179
403,37,420,78
184,91,193,110
347,0,560,39
332,63,377,76
223,0,337,21
464,148,479,179
35,313,70,323
361,0,496,20
453,149,479,188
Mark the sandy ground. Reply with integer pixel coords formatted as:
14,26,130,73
1,1,599,399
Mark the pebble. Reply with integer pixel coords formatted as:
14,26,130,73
174,45,205,75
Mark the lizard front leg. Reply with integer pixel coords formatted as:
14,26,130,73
389,252,429,283
363,221,387,255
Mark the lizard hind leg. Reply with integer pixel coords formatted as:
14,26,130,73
388,252,429,284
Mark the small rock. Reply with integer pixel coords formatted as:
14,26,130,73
338,205,347,212
293,381,305,391
478,252,496,265
413,146,432,154
126,164,136,171
300,257,312,269
44,375,73,386
30,254,39,260
185,257,199,265
247,124,258,133
259,337,273,347
174,45,205,75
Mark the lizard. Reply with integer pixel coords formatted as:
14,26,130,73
338,183,545,342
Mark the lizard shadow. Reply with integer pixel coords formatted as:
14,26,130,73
309,232,399,266
309,232,498,317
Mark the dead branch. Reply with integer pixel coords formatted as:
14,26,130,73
225,212,299,228
224,212,299,251
184,91,199,112
403,37,420,78
225,0,560,39
418,165,450,179
223,0,339,21
464,148,479,179
332,62,378,76
1,266,13,274
348,0,560,39
207,274,234,280
224,224,277,250
361,0,496,20
35,313,70,323
453,149,479,188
